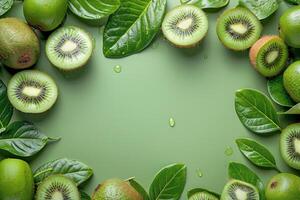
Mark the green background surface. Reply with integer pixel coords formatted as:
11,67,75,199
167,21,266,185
1,0,298,198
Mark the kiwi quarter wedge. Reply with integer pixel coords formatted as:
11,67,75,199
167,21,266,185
162,5,208,48
280,123,300,170
46,26,94,71
250,35,288,77
7,70,58,114
221,179,259,200
36,175,80,200
216,7,262,51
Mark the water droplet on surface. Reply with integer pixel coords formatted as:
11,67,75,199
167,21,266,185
169,117,175,127
113,65,122,73
225,146,233,156
196,168,203,178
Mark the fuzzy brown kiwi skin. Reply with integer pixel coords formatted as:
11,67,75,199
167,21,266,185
249,35,279,69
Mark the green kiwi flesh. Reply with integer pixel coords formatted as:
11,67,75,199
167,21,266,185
7,70,58,114
36,175,80,200
162,5,208,48
216,7,262,51
280,123,300,170
250,35,288,77
189,191,219,200
221,179,259,200
46,26,94,71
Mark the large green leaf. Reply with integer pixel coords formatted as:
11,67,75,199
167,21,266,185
103,0,167,58
236,138,279,171
284,0,300,5
235,89,281,135
34,158,93,186
0,121,57,157
149,163,187,200
228,162,265,200
80,191,91,200
0,80,13,133
180,0,229,10
267,75,295,108
129,179,150,200
68,0,120,25
239,0,279,20
0,0,13,16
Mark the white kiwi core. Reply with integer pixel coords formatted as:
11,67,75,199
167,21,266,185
52,191,64,200
177,18,193,30
230,23,248,35
294,138,300,154
266,50,279,64
60,40,78,53
235,188,247,200
22,86,42,98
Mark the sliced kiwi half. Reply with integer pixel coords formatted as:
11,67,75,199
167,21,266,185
250,35,288,77
46,26,94,71
221,180,259,200
162,4,208,48
7,70,58,114
280,123,300,170
189,191,219,200
216,7,262,51
36,175,80,200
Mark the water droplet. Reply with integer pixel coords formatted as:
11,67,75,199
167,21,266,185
225,146,233,156
196,168,203,178
113,65,122,73
169,117,175,127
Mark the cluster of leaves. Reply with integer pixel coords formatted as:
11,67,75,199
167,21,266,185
0,80,59,157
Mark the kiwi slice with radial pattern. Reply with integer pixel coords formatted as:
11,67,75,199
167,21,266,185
250,35,288,77
216,7,262,51
46,26,94,71
7,70,58,114
36,175,80,200
221,180,259,200
162,4,208,48
280,123,300,170
189,191,219,200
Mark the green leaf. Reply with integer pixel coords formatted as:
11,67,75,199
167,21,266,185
228,162,265,200
103,0,167,58
239,0,279,20
284,0,300,5
128,179,150,200
267,75,295,107
80,191,91,200
68,0,120,25
34,158,93,186
149,163,187,200
187,188,220,199
0,121,58,157
235,88,281,135
180,0,229,11
0,0,13,16
0,80,13,132
279,103,300,115
236,138,279,171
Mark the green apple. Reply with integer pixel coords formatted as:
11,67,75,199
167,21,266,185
266,173,300,200
0,158,34,200
283,61,300,103
23,0,68,32
279,6,300,48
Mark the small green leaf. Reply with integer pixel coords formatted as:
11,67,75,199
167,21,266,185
180,0,229,10
236,138,279,171
0,80,13,131
68,0,120,25
239,0,279,20
128,179,149,200
80,191,91,200
228,162,265,200
0,0,13,16
103,0,167,58
149,163,187,200
34,158,93,186
187,188,220,199
267,75,295,107
0,121,58,157
235,88,281,135
279,103,300,115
